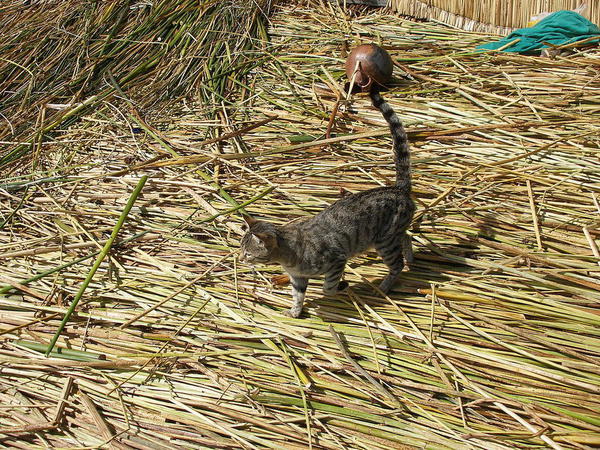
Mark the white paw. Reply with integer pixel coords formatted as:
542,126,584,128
284,307,302,318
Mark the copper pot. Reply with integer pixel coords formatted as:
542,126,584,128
345,43,393,92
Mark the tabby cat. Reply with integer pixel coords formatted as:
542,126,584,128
240,88,414,318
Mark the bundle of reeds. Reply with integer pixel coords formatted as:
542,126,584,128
388,0,600,33
1,1,599,448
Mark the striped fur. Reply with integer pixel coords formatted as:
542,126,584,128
240,89,415,318
369,89,411,190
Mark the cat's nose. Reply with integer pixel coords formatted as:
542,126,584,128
239,251,246,262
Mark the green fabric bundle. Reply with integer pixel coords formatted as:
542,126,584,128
477,10,600,53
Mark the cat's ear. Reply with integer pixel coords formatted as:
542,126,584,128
254,232,278,250
242,214,257,231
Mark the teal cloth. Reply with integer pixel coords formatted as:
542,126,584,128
477,10,600,53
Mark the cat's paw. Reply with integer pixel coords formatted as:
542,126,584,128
338,280,349,291
283,307,302,318
323,281,348,296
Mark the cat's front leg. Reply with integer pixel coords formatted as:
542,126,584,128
286,276,308,318
322,259,348,295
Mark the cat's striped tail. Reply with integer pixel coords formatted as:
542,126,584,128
369,89,411,191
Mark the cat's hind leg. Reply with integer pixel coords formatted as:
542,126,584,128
286,276,308,318
400,231,413,272
375,234,407,293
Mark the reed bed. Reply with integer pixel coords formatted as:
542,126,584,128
0,0,270,172
1,1,600,448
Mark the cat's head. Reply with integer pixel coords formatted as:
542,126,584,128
239,215,279,264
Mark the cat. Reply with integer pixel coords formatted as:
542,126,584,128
239,87,414,318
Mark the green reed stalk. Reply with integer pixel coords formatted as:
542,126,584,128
45,175,148,356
